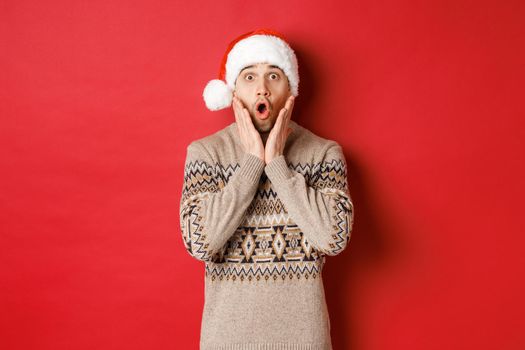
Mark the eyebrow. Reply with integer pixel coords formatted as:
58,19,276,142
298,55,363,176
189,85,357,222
240,64,281,73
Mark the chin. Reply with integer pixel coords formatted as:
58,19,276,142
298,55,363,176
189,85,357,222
267,118,278,130
251,117,273,131
254,122,270,133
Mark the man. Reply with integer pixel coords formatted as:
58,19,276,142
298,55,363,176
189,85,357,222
179,28,354,350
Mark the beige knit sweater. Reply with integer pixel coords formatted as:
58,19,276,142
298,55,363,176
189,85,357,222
179,119,354,350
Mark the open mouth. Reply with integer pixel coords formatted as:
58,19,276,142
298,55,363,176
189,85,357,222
255,101,270,119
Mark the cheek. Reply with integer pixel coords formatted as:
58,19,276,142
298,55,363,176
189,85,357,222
234,81,248,95
234,89,250,105
276,91,290,108
274,83,289,98
236,84,255,99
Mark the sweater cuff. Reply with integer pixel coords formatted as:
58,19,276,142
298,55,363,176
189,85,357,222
237,152,266,183
264,155,294,183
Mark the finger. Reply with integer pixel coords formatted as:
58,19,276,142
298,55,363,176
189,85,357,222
284,96,295,122
244,111,252,131
241,105,259,136
238,98,250,124
232,96,241,121
233,97,248,143
284,95,294,110
245,110,260,136
280,106,290,133
277,96,294,129
234,97,248,130
281,113,290,138
274,107,287,130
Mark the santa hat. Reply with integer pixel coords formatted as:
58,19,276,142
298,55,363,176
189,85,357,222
202,28,299,111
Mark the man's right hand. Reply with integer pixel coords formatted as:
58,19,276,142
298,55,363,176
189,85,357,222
232,95,265,161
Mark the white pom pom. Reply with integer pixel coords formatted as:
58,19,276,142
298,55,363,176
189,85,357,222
203,79,233,111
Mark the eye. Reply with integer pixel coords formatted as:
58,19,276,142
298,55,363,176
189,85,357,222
245,74,254,81
269,73,279,80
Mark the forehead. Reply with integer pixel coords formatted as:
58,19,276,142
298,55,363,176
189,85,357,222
240,63,283,73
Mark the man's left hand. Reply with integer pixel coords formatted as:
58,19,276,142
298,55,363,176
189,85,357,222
265,95,295,164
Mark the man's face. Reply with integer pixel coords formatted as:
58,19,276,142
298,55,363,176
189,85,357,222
234,62,291,133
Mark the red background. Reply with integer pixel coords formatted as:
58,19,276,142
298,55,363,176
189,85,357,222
2,0,524,349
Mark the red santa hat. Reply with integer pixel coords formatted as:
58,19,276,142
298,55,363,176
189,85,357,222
202,28,299,111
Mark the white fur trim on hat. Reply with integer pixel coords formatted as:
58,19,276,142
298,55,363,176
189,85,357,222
203,79,233,111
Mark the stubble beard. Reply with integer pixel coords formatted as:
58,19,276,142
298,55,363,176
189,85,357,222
255,122,272,134
250,113,275,134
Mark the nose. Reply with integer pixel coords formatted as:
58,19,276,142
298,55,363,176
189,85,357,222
256,80,270,97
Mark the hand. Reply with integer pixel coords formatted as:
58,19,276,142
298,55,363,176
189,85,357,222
265,95,295,164
232,94,265,161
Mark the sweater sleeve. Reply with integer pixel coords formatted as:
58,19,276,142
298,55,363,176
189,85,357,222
264,142,354,256
179,141,266,262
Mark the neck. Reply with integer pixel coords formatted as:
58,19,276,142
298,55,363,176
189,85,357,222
260,131,270,146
